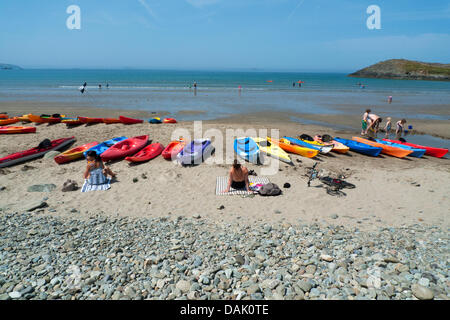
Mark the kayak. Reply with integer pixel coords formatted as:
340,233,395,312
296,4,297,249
234,137,262,164
312,136,350,154
101,135,149,161
253,137,292,164
0,114,8,119
163,118,177,124
162,139,185,160
18,115,31,122
384,139,448,158
54,141,99,164
375,139,426,158
267,137,318,158
28,114,61,124
296,136,342,154
352,137,413,158
0,118,20,125
62,119,83,125
78,117,104,124
283,136,333,154
333,137,382,157
125,143,164,163
103,118,121,124
83,136,128,157
0,137,76,168
0,126,36,134
177,139,214,165
119,116,143,124
149,117,162,124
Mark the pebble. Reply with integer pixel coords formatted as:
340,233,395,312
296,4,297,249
0,212,446,301
411,284,434,300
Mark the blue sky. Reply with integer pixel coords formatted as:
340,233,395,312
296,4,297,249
0,0,449,71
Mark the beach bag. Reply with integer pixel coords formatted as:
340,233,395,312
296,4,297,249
37,139,52,150
258,183,281,196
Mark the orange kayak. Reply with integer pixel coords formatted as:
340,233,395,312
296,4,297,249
352,137,413,158
268,137,319,158
18,115,31,122
0,126,36,134
163,118,177,124
28,114,61,124
62,119,83,125
54,141,99,164
162,139,185,159
0,117,19,125
0,114,8,119
78,117,104,124
313,136,349,154
103,118,121,124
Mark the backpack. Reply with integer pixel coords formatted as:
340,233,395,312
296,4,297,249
258,183,281,196
37,139,52,150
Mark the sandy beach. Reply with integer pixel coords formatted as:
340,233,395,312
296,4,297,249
1,105,449,232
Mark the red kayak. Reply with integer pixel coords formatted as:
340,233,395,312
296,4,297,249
125,143,164,163
163,118,177,124
0,137,76,168
101,135,149,161
78,117,104,124
162,139,185,159
119,116,143,124
0,126,36,134
384,139,448,158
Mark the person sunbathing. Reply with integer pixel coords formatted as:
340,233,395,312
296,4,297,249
224,160,250,193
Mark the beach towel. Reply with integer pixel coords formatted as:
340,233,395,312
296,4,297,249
216,176,270,195
81,168,111,192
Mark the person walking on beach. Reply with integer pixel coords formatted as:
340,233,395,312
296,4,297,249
396,119,407,139
361,109,371,135
384,117,392,138
224,160,250,193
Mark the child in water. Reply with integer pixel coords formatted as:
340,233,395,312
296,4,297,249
384,117,392,138
361,109,371,135
396,119,407,139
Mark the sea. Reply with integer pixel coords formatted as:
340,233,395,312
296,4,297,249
0,69,449,148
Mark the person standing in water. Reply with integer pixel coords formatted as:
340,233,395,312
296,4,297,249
396,119,407,139
384,117,392,138
388,96,392,104
193,81,197,96
361,109,371,135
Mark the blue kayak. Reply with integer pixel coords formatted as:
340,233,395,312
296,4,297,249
234,137,261,164
149,118,162,124
375,139,426,158
334,137,382,157
282,136,333,154
83,136,128,157
177,139,214,165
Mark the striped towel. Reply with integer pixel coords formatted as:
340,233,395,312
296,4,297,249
216,176,270,195
81,168,111,193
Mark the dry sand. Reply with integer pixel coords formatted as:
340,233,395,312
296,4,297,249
1,111,449,231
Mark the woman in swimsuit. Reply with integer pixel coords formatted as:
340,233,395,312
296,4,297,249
224,160,250,193
84,151,115,181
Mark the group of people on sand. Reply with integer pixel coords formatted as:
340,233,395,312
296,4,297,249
361,108,407,139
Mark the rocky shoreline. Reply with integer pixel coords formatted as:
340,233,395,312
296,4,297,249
0,212,448,300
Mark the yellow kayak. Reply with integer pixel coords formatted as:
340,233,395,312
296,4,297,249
268,137,319,158
253,137,292,164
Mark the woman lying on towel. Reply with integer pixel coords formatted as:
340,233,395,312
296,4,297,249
224,160,250,193
81,151,116,192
